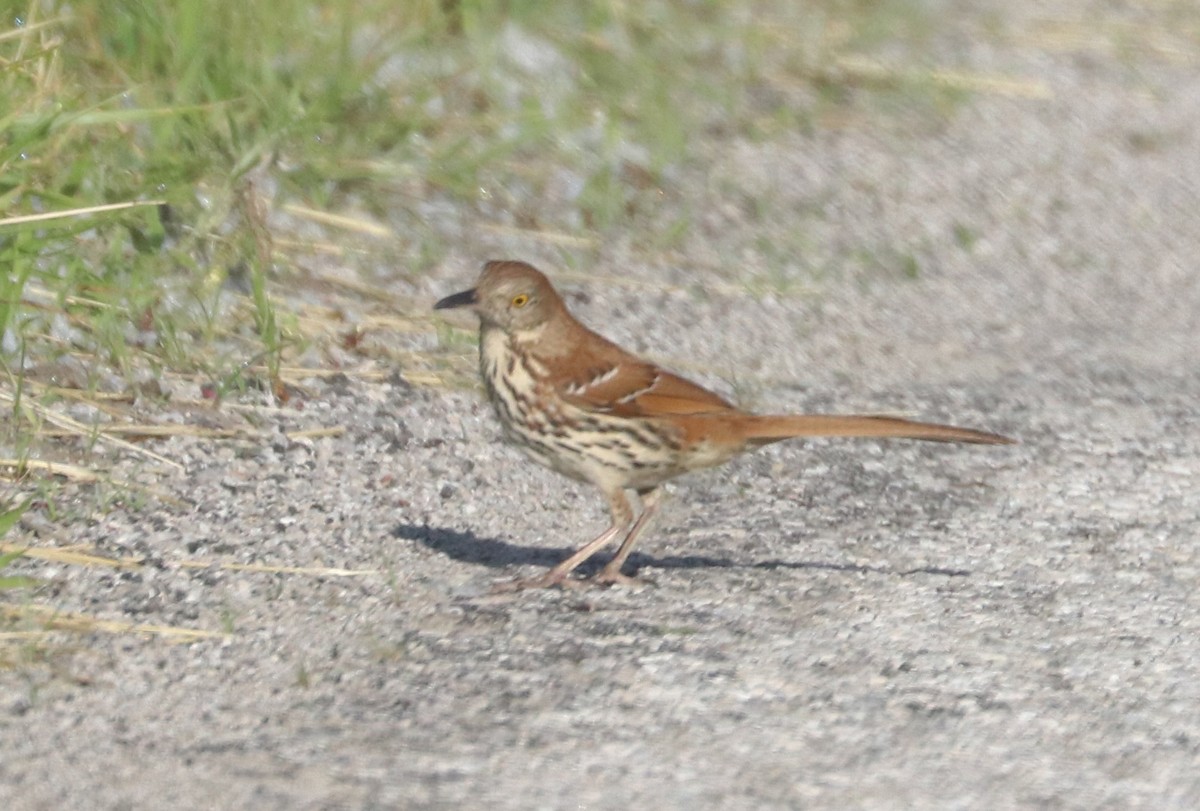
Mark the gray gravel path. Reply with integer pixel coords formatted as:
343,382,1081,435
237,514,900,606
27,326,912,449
4,3,1200,809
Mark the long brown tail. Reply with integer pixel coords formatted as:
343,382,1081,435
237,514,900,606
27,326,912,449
740,414,1015,446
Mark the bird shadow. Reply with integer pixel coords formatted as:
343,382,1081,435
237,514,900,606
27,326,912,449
393,523,565,569
392,523,970,578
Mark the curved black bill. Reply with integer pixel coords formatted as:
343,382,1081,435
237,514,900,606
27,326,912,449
434,288,478,310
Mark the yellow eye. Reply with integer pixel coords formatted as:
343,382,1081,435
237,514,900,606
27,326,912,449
511,294,529,308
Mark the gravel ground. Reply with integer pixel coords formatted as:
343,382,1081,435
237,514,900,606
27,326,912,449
4,2,1200,809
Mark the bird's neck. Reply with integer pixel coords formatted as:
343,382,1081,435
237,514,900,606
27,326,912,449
483,314,579,361
509,322,549,347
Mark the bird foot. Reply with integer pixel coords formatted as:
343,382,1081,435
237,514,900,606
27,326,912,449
589,568,653,588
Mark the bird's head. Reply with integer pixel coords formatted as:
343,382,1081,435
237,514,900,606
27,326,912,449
435,260,561,333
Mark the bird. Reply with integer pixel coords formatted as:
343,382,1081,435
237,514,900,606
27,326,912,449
434,260,1013,589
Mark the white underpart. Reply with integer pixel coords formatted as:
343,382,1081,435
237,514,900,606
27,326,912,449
478,326,693,492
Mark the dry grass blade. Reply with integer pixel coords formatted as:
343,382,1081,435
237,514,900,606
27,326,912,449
21,283,119,312
0,389,185,473
927,67,1054,99
831,55,1053,99
397,370,456,388
0,459,187,505
0,543,142,569
0,200,167,228
0,603,223,641
0,16,65,43
0,543,371,576
38,425,249,439
0,458,100,483
25,385,135,405
281,203,393,238
176,560,377,577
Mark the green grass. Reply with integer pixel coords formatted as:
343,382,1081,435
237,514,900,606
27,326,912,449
0,501,38,670
0,501,35,592
1,0,956,459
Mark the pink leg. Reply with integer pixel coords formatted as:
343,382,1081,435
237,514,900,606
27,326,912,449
501,490,634,590
594,487,664,586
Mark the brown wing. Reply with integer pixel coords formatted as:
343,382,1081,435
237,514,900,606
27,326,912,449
622,368,739,416
553,349,737,418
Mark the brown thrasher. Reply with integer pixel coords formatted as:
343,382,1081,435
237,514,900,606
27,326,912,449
435,260,1013,588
